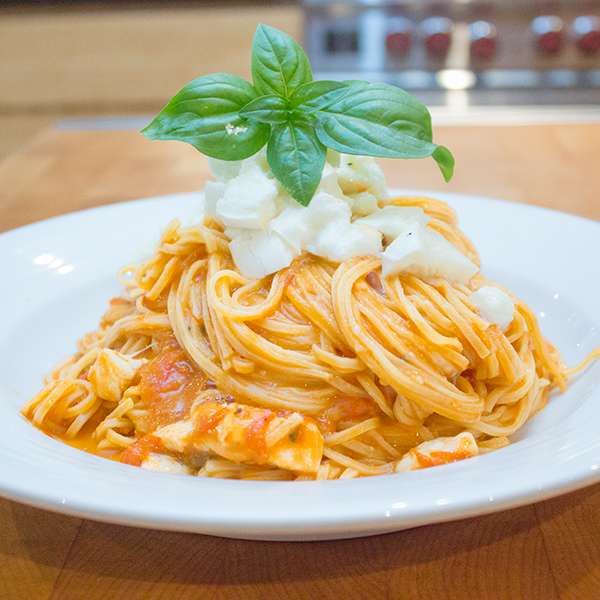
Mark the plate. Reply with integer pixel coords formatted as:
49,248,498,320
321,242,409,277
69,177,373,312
1,190,600,541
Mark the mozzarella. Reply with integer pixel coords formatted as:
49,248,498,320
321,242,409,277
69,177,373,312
307,219,382,263
268,202,310,255
206,156,243,183
141,453,193,475
88,349,146,403
381,222,479,284
215,159,278,229
229,229,297,280
204,180,227,225
337,154,388,199
203,150,477,284
395,431,478,472
355,205,430,241
471,286,515,330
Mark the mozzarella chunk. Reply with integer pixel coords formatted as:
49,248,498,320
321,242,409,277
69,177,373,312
307,190,352,223
203,150,476,285
268,202,310,255
215,159,278,229
381,222,479,284
317,167,348,201
307,219,382,263
229,229,297,280
206,156,243,183
303,191,382,262
395,431,479,472
204,180,227,225
141,452,193,475
355,205,430,241
471,286,515,330
155,400,324,474
347,191,379,216
337,154,388,199
88,349,146,403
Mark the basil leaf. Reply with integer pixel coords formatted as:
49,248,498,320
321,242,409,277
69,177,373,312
267,119,326,207
342,79,371,89
314,82,432,152
141,73,269,161
239,94,289,124
251,24,312,99
432,145,455,183
313,82,453,180
289,80,350,114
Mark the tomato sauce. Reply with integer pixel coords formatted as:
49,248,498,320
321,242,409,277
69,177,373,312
138,339,206,431
120,434,163,467
243,411,277,459
190,402,229,437
412,438,474,469
316,395,378,435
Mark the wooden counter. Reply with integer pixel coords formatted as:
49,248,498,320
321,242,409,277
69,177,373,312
2,122,600,599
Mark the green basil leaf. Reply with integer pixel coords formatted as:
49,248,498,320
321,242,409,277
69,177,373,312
432,145,455,183
314,82,453,180
251,24,313,99
289,80,350,114
342,79,371,89
267,119,326,207
314,82,433,153
239,94,289,124
141,73,269,161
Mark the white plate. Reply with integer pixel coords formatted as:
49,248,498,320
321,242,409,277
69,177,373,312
1,190,600,541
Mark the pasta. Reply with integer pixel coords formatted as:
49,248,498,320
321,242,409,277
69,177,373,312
21,193,598,481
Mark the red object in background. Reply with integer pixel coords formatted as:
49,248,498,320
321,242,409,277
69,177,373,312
469,21,498,59
421,17,454,57
572,16,600,55
532,15,564,54
386,17,413,56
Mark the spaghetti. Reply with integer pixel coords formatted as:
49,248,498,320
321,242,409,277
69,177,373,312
21,194,598,480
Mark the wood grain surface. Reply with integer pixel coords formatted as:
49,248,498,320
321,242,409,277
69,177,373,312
1,123,600,600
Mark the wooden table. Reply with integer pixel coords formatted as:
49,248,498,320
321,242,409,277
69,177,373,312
2,122,600,599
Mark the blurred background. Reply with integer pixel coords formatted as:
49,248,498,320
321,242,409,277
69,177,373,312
2,0,600,162
0,0,301,161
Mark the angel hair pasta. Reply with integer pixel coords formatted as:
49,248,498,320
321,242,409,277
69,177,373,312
22,153,599,481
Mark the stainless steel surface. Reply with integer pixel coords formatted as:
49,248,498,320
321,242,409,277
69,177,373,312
303,0,600,106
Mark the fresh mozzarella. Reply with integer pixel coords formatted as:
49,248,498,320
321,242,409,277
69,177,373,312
268,202,309,255
206,156,243,183
307,219,382,263
88,349,146,403
204,180,227,225
317,168,348,202
303,192,382,262
337,154,388,199
381,222,479,284
203,150,476,284
306,190,353,222
229,229,297,280
355,205,430,241
470,286,515,330
141,453,193,475
215,159,278,229
395,431,479,472
347,191,379,216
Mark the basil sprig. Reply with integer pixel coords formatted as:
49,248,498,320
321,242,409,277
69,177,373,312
142,24,454,207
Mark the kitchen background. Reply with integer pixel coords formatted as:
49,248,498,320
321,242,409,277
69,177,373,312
2,0,600,162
